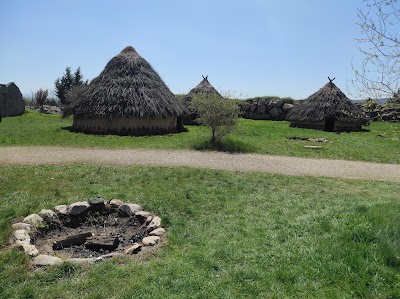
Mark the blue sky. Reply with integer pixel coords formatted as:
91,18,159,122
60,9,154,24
1,0,365,99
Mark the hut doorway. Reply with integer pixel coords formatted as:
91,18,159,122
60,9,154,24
325,118,335,132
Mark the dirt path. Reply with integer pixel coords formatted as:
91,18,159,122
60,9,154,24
0,146,399,182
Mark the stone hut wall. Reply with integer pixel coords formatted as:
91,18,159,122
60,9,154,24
73,115,179,135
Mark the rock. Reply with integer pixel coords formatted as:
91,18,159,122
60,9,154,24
142,236,160,246
38,209,58,223
53,232,93,250
250,103,257,112
119,204,143,216
11,216,24,224
149,227,166,236
124,243,142,254
12,229,30,245
240,102,251,112
40,105,61,115
147,216,161,231
20,244,39,257
23,214,44,226
109,199,123,208
269,107,281,117
53,205,68,215
33,255,63,266
85,236,119,252
12,222,33,233
68,201,90,216
268,100,283,108
88,197,105,206
65,258,97,264
257,103,267,114
135,211,151,222
145,215,154,224
283,103,294,111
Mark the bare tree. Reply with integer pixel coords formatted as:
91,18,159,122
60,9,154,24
351,0,400,99
34,88,48,112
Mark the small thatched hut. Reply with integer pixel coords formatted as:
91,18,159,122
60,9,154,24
287,78,369,132
64,46,187,135
182,76,222,125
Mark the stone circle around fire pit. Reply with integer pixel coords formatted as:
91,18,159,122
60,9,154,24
9,197,166,266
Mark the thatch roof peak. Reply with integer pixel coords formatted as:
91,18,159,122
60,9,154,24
118,46,141,58
185,76,222,100
63,46,187,118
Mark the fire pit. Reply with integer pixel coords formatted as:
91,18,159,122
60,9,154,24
9,197,165,266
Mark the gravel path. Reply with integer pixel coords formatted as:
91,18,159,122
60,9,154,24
0,146,399,182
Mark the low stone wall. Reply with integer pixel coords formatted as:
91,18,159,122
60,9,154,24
238,99,294,120
356,101,400,122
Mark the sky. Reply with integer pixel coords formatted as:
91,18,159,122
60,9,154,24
1,0,367,100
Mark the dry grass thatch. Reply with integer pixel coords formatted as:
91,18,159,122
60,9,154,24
181,76,222,125
286,80,369,125
183,76,222,105
63,46,187,118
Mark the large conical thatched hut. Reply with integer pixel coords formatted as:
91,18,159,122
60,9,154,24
287,79,369,132
182,76,222,125
64,46,188,135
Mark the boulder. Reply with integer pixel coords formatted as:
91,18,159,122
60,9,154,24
20,244,39,257
119,204,143,216
12,222,33,233
147,216,161,231
33,255,63,266
135,211,152,222
240,102,251,112
149,227,166,236
88,196,105,206
142,236,160,246
23,214,44,227
38,209,58,223
53,205,68,215
68,201,90,216
109,199,123,208
11,229,31,245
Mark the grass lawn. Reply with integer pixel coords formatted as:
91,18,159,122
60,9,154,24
0,110,399,163
1,164,400,298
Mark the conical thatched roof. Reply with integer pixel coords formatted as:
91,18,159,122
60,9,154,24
183,76,222,104
287,80,369,125
180,76,222,125
63,46,187,118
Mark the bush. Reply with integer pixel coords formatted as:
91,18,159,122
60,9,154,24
190,92,239,144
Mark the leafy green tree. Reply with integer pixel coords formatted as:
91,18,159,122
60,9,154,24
191,92,239,144
55,67,87,105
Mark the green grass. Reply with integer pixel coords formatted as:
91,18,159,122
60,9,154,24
0,164,400,298
0,110,399,163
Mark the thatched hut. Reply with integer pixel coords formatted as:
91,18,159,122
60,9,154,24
287,79,369,132
64,46,187,135
182,76,222,125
